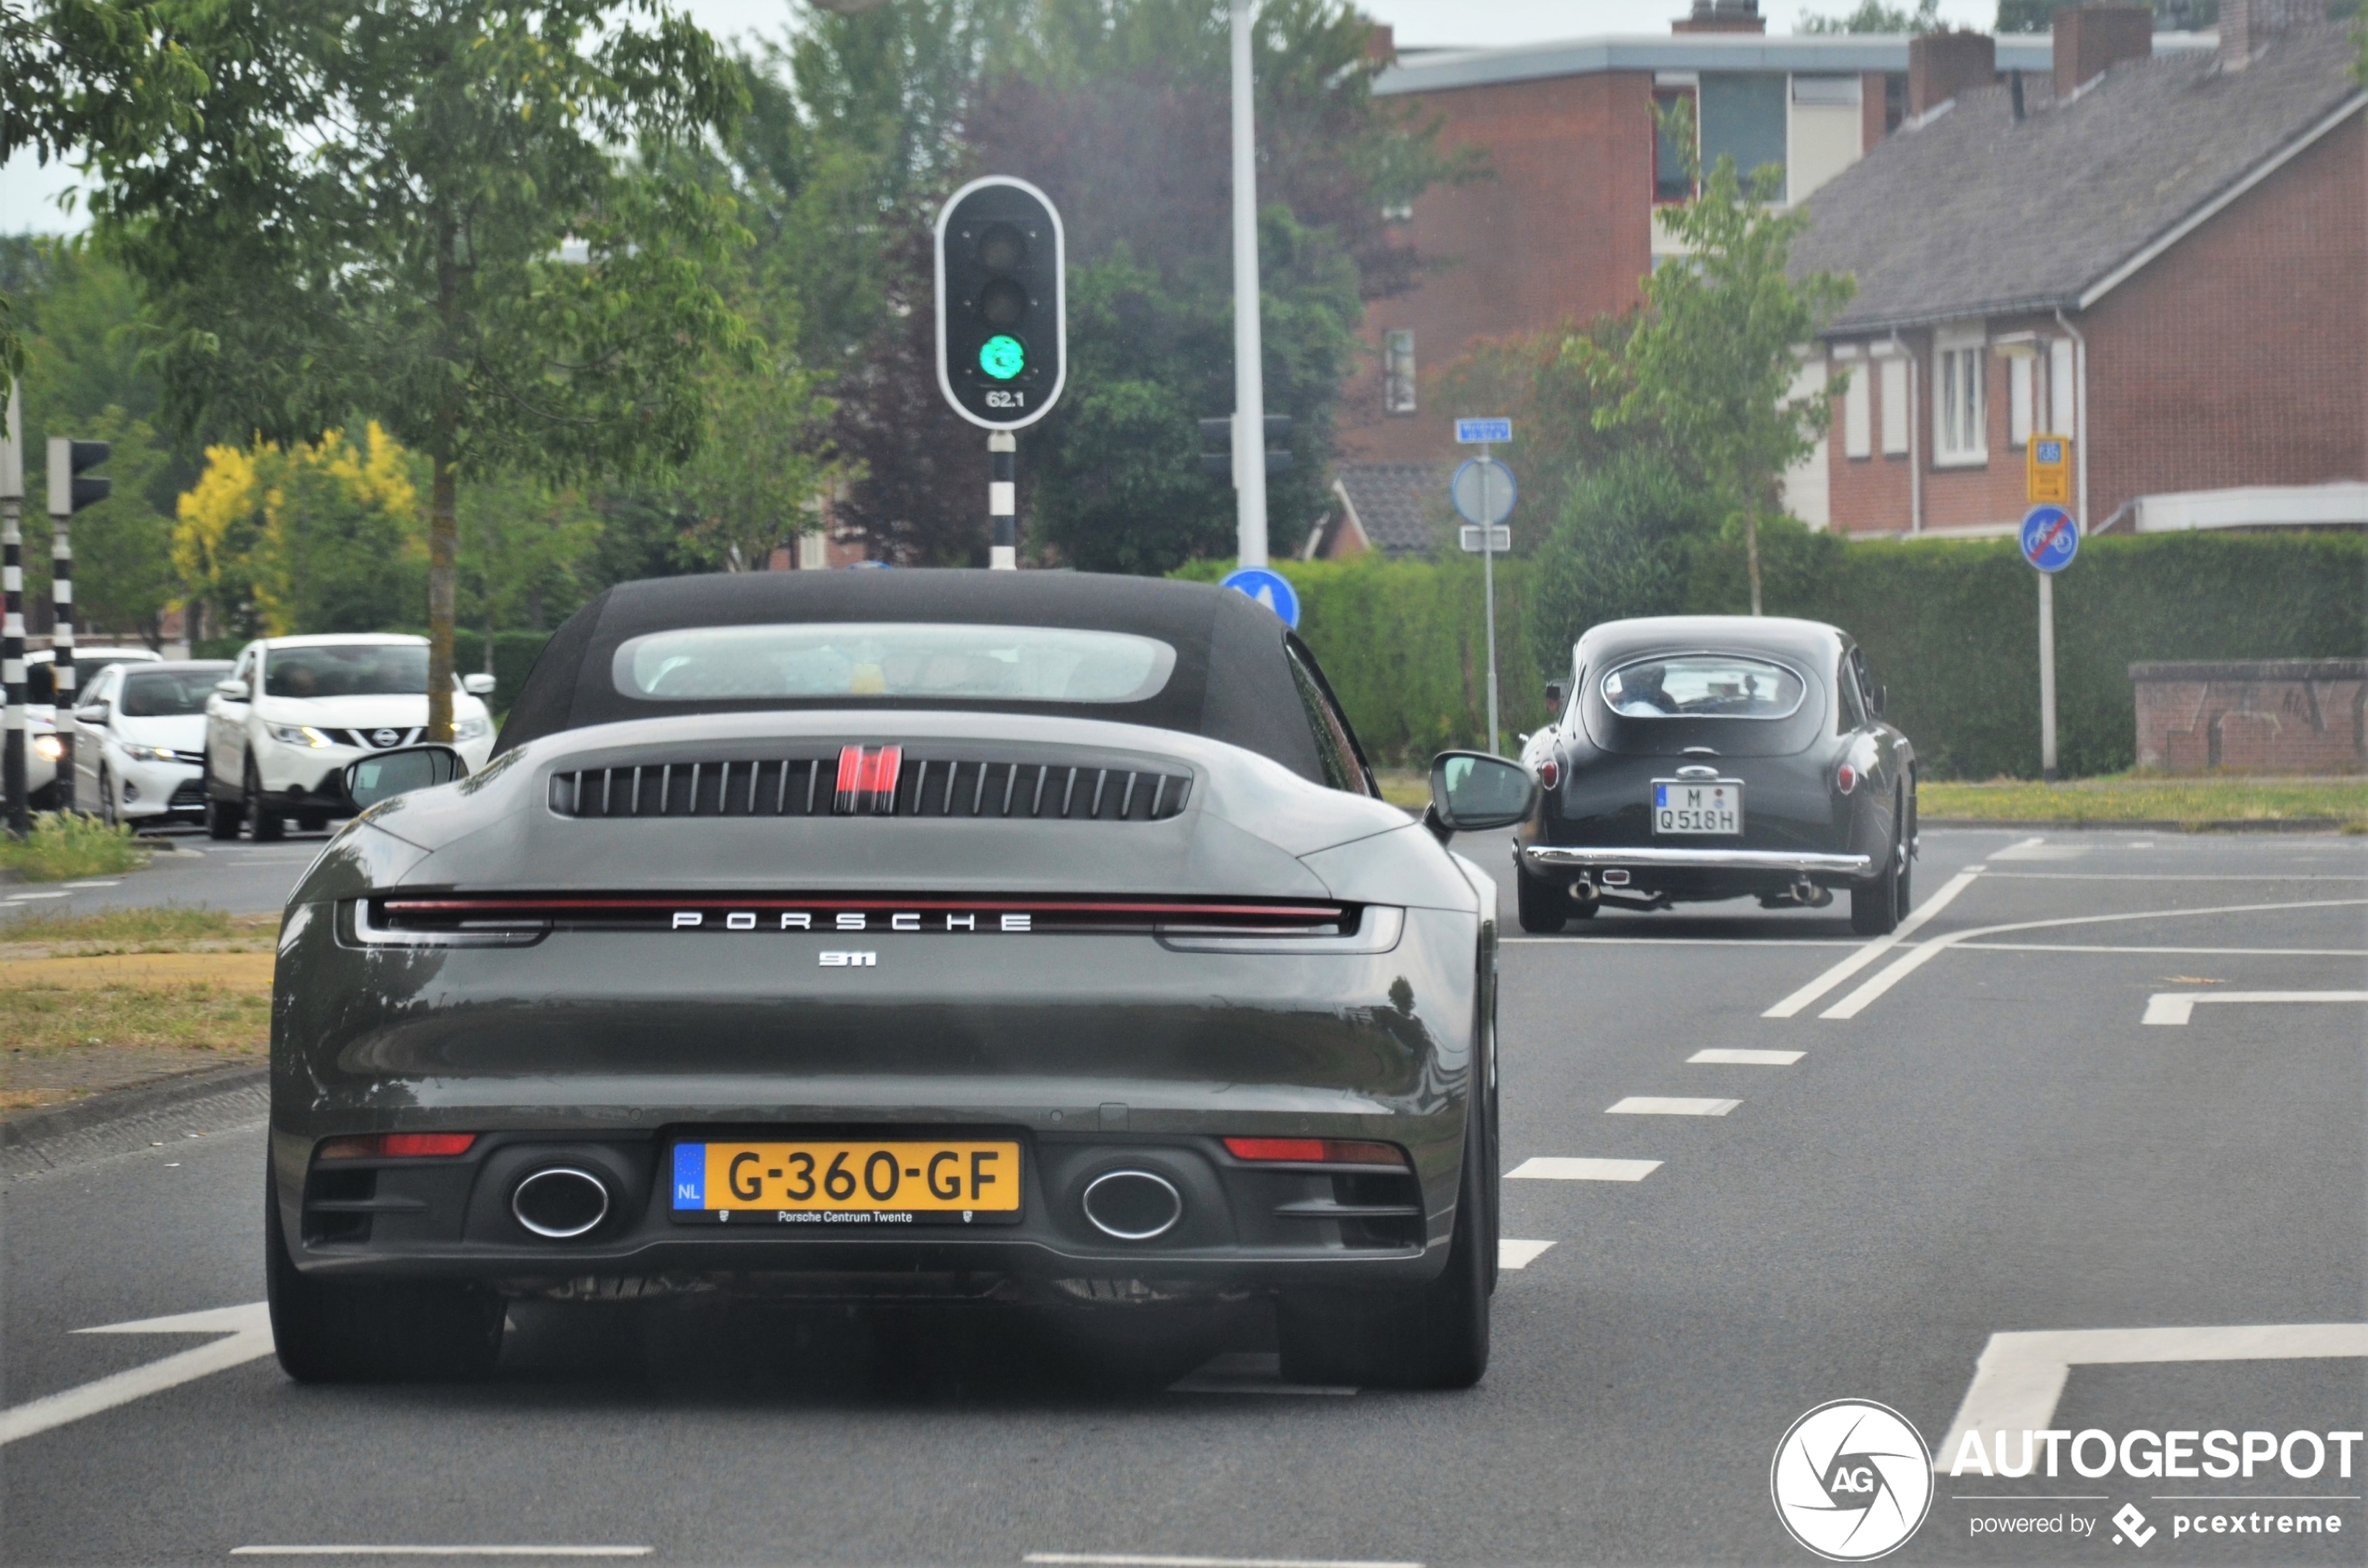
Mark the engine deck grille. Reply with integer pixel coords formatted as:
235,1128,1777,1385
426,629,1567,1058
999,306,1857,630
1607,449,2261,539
546,752,1191,823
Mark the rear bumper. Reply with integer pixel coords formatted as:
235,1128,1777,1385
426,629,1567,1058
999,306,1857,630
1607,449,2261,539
1523,845,1872,877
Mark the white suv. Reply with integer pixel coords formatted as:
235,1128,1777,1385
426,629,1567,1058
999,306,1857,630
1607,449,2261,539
203,634,497,840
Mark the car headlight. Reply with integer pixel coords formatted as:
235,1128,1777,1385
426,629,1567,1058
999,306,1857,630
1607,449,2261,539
266,723,336,749
121,742,181,763
454,716,489,741
31,734,63,763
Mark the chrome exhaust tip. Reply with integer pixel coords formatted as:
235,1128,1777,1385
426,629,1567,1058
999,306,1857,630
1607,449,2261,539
511,1166,612,1240
1081,1169,1184,1242
1568,874,1599,903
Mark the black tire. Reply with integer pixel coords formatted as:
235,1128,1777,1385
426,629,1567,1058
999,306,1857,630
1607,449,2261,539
98,766,117,827
243,758,284,842
1514,870,1565,935
1276,1096,1492,1391
1850,821,1905,936
265,1165,504,1382
297,813,328,833
205,790,243,839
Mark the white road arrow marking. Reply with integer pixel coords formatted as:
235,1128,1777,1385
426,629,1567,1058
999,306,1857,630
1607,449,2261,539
1688,1048,1803,1066
2142,990,2368,1025
0,1301,273,1447
1606,1096,1737,1116
1932,1323,2368,1474
1498,1239,1555,1270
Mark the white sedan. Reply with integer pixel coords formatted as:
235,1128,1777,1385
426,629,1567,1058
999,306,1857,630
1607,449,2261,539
70,661,234,826
203,634,496,840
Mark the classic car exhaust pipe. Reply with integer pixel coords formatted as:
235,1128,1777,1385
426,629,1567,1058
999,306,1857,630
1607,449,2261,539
1569,875,1600,906
1791,875,1833,908
511,1166,613,1239
1081,1169,1184,1242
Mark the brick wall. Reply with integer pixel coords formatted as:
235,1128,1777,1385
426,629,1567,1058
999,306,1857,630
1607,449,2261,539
2132,659,2367,772
1339,71,1657,464
2085,112,2368,524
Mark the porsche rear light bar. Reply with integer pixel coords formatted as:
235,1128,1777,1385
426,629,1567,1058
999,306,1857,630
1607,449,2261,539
316,1133,478,1161
1223,1137,1410,1168
357,893,1361,940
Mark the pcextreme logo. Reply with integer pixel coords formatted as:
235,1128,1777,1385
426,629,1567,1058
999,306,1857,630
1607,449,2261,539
1771,1399,1935,1561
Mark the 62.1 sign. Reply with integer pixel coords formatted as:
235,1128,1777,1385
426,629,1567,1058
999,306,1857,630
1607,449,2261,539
984,390,1027,410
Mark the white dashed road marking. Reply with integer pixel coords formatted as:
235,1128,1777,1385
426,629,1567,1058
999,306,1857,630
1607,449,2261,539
0,1302,272,1447
1507,1157,1661,1182
1498,1240,1556,1270
1027,1556,1423,1568
1931,1323,2368,1474
231,1551,652,1560
1606,1096,1737,1117
2141,990,2368,1025
1990,836,2089,861
1687,1048,1802,1066
1761,866,1986,1018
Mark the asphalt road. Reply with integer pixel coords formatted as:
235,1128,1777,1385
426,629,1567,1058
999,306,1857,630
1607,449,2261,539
0,828,334,923
4,827,2363,1565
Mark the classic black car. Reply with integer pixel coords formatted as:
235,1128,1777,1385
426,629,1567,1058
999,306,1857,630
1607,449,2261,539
267,571,1535,1388
1514,616,1917,936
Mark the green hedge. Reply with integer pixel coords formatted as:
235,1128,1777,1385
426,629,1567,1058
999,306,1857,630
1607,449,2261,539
1184,532,2368,777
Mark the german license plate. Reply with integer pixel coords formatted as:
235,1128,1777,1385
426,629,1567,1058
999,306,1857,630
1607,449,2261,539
1653,779,1743,835
669,1139,1023,1226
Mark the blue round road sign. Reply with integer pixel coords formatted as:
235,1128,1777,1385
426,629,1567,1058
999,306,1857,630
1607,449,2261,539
2020,505,2079,572
1220,567,1301,628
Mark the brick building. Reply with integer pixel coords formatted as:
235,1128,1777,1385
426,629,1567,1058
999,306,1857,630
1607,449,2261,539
1786,4,2367,539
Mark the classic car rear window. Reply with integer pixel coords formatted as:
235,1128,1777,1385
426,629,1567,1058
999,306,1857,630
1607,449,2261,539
612,623,1178,706
1601,654,1805,719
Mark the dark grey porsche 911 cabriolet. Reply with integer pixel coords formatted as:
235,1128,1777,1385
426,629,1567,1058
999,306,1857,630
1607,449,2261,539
1514,615,1918,936
266,571,1533,1388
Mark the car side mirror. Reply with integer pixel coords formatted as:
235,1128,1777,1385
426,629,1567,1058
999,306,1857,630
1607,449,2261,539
216,678,249,701
346,745,467,809
1424,750,1537,843
74,702,109,724
461,673,497,696
1545,681,1565,714
1869,683,1887,720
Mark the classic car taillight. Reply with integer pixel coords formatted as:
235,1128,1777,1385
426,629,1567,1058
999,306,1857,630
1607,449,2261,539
316,1133,478,1161
1535,756,1561,789
1223,1137,1409,1167
1835,763,1858,795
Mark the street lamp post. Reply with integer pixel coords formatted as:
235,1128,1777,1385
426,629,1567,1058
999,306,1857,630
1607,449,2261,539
1229,0,1269,569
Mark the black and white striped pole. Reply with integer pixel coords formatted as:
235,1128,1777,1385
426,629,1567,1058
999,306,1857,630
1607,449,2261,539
988,433,1017,571
47,436,109,810
2,389,25,836
935,176,1064,569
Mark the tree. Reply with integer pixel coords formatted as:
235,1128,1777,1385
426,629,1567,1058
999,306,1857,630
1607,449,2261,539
1434,311,1644,557
1997,0,2219,31
457,470,604,649
94,0,753,740
1799,0,1942,32
1573,104,1852,615
0,0,204,402
1525,448,1717,683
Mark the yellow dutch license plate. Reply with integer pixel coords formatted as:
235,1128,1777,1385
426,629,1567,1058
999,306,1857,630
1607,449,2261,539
669,1139,1023,1226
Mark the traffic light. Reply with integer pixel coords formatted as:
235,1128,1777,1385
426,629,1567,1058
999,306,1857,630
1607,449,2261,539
1198,416,1292,480
47,438,110,517
935,177,1065,430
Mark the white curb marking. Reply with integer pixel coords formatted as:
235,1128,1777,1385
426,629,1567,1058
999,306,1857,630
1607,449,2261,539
1687,1048,1803,1066
1506,1157,1661,1181
0,1302,273,1447
1932,1323,2368,1474
1606,1096,1737,1116
2142,990,2368,1025
1762,866,1985,1018
1498,1239,1556,1270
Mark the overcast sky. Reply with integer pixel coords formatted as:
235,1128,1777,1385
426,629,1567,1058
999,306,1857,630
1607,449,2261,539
3,0,2003,236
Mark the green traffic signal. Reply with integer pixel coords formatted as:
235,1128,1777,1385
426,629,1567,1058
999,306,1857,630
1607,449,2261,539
978,334,1026,381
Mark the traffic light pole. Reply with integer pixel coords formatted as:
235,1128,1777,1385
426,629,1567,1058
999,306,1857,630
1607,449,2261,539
1228,0,1269,569
2,389,25,837
988,433,1016,571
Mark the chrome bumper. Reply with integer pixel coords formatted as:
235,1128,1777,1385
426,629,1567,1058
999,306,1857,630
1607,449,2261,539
1523,846,1873,876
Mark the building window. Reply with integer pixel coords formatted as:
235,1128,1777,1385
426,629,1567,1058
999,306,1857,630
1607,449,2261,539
1934,335,1987,464
1842,360,1872,460
2007,354,2033,447
2048,338,2076,435
1383,329,1416,415
1879,357,1908,456
1653,89,1697,202
1700,74,1787,192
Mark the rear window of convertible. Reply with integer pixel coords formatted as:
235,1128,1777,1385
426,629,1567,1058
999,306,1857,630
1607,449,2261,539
1601,654,1806,719
612,623,1178,706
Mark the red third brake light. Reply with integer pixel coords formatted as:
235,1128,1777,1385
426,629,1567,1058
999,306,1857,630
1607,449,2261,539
1224,1136,1409,1167
316,1133,478,1161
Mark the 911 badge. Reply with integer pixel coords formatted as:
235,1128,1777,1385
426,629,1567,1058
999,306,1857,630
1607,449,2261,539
818,951,875,967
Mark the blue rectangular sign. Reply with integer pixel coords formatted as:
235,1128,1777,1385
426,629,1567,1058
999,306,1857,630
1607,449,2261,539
1454,418,1511,445
672,1143,705,1209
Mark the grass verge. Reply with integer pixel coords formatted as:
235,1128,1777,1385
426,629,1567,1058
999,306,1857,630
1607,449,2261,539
1921,774,2368,829
0,812,155,881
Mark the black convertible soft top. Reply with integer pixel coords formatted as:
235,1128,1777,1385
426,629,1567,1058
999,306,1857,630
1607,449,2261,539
495,571,1335,783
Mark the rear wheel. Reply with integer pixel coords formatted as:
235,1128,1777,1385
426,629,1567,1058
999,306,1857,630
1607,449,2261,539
98,766,117,827
297,813,328,833
243,758,284,842
1851,819,1906,936
265,1166,504,1382
1514,870,1565,934
1276,1097,1492,1391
